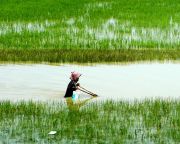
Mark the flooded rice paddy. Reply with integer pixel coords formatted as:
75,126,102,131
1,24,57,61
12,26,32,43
0,62,180,101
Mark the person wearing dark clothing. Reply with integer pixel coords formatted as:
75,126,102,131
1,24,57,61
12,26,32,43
64,80,78,98
64,72,81,98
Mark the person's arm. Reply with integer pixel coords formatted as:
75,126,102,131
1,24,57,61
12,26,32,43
72,81,80,91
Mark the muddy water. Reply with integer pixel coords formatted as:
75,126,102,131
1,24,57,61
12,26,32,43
0,63,180,101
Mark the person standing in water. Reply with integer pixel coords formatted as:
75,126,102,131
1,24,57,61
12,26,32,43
64,71,97,113
64,71,81,98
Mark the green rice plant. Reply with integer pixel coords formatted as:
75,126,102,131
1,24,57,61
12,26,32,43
1,0,180,50
0,100,180,143
0,48,180,63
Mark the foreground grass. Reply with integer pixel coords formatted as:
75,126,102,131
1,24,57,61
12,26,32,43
0,100,180,143
0,48,180,63
1,0,180,49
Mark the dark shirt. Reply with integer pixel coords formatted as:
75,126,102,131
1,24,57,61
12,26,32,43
64,80,77,98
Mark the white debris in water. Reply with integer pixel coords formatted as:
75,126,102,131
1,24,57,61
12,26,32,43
85,2,112,9
66,18,75,25
13,23,23,33
122,22,180,45
2,17,180,48
105,18,117,27
48,131,57,135
66,27,79,35
65,18,118,42
95,30,116,40
0,20,55,36
84,2,112,19
64,17,180,48
27,23,45,32
0,24,9,35
45,20,55,27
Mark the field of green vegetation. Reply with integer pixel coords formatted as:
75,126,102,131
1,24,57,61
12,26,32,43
0,100,180,143
1,1,180,143
1,0,180,62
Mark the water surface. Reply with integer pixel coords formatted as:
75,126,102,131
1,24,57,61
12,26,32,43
0,62,180,101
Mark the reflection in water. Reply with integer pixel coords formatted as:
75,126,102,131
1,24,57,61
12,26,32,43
65,97,96,126
66,97,95,112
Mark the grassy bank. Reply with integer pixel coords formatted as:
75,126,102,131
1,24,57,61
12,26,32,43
0,48,180,63
0,100,180,143
1,0,180,49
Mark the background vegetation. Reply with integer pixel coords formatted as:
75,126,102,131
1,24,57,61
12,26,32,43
1,0,180,50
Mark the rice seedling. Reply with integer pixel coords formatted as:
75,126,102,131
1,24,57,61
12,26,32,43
1,0,180,51
0,100,180,143
0,48,179,63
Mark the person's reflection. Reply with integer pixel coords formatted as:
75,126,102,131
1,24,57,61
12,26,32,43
66,97,95,137
66,97,95,112
65,97,96,126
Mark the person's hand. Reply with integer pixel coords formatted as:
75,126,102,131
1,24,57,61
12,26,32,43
76,83,80,87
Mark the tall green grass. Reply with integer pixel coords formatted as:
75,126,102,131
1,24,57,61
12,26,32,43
0,100,180,143
0,48,180,63
1,0,180,49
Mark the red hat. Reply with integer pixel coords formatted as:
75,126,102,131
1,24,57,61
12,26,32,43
70,71,81,80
